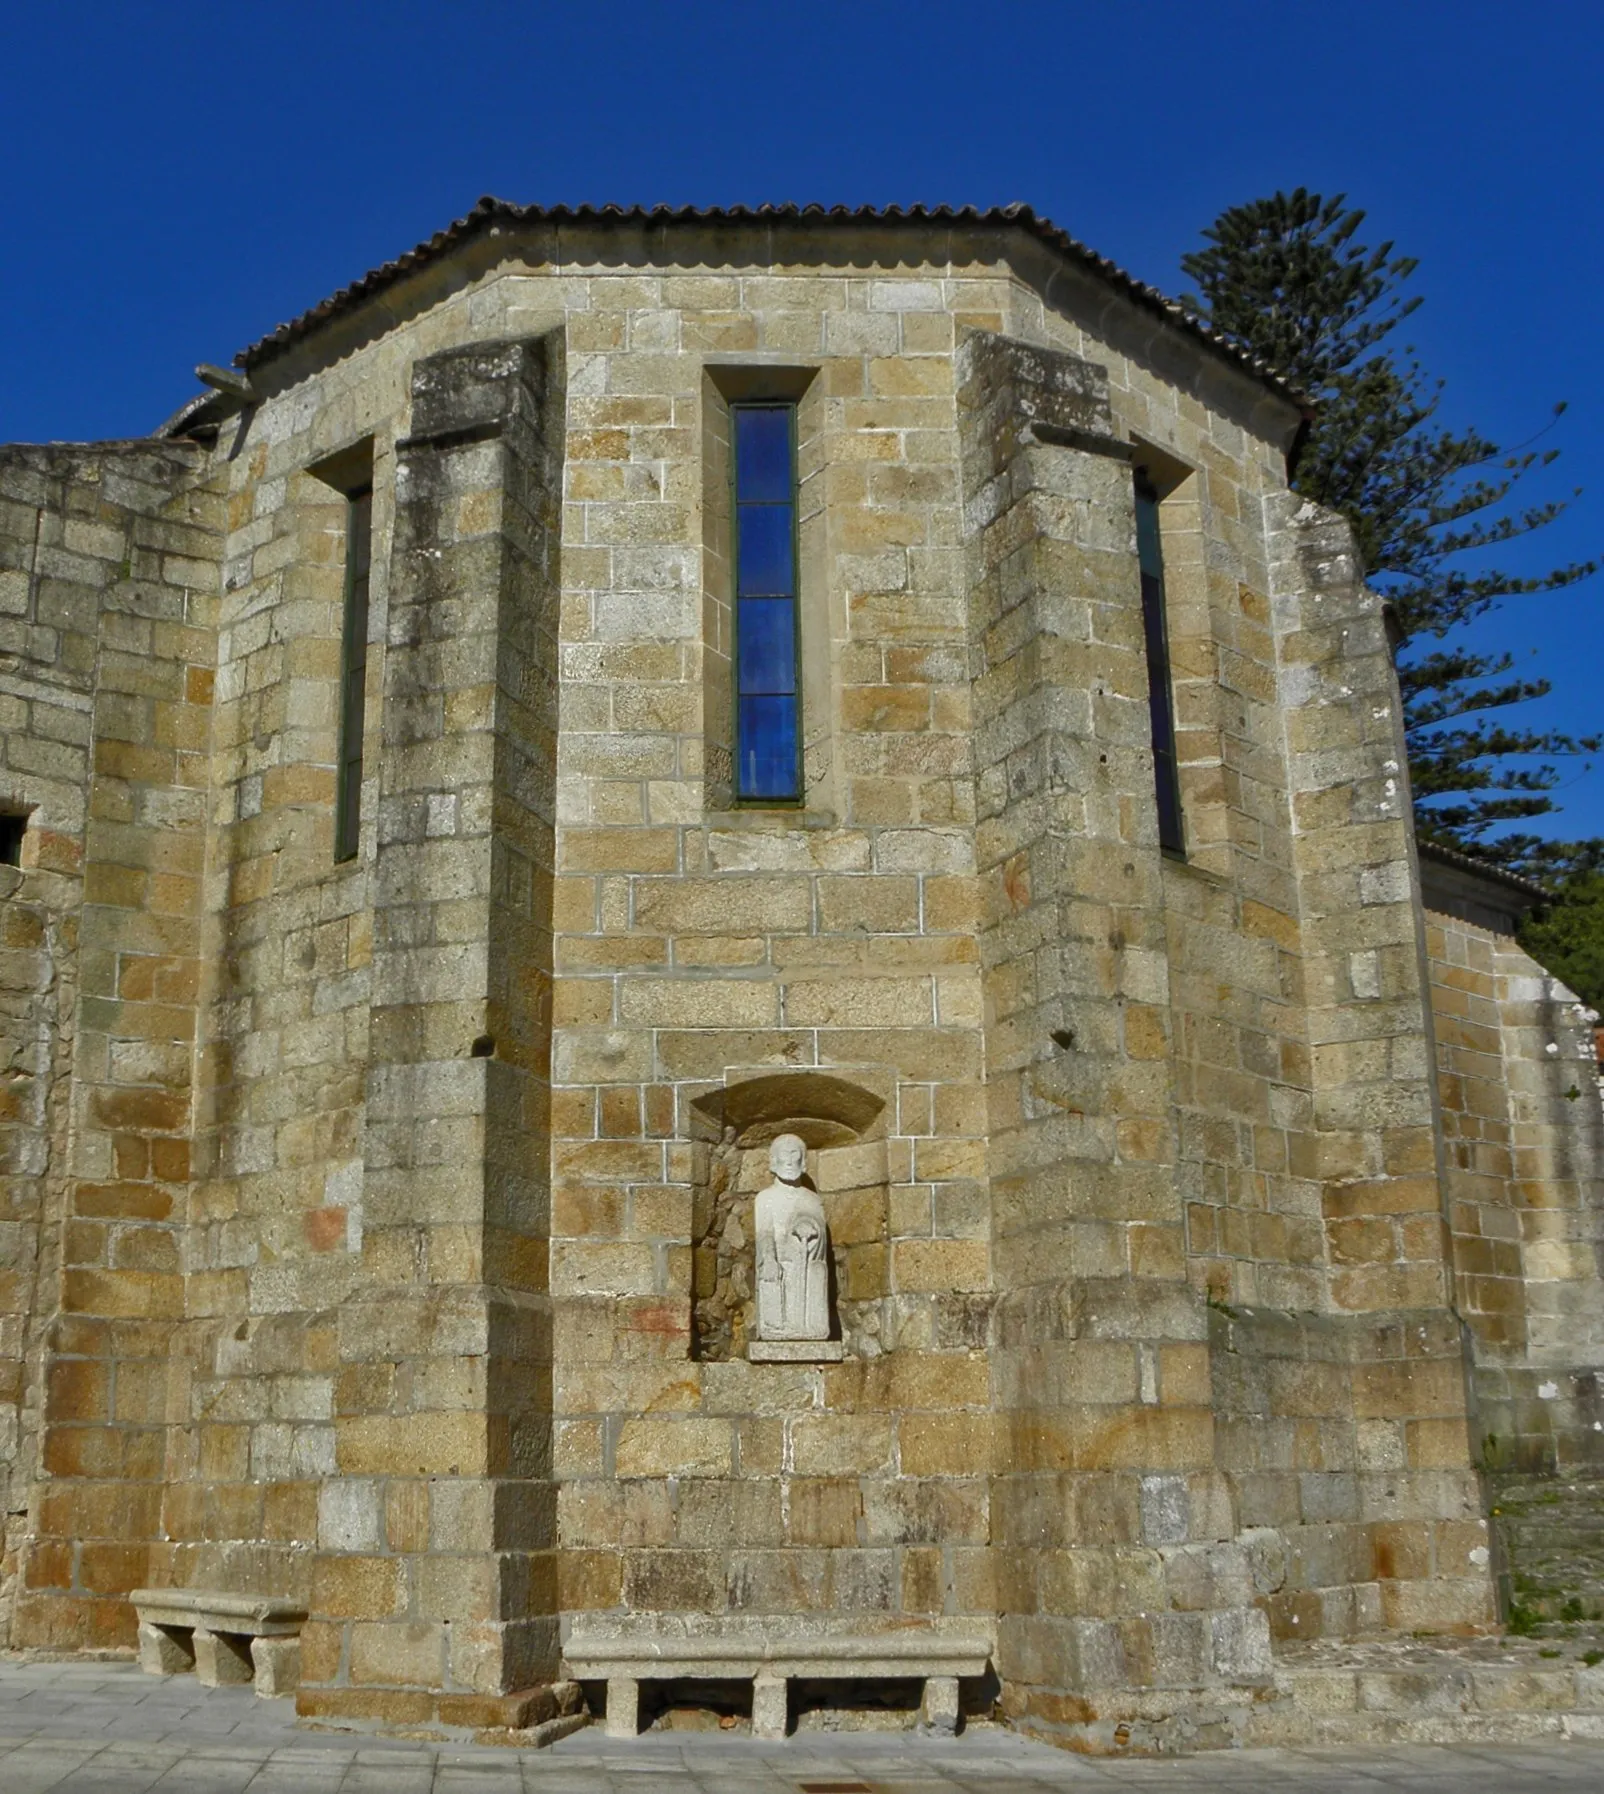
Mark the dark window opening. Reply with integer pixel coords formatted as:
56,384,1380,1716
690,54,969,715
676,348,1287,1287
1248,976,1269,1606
732,403,800,802
1136,474,1184,858
335,487,373,863
0,811,27,867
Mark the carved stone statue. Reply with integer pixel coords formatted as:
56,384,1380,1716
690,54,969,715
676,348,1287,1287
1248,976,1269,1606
754,1133,831,1341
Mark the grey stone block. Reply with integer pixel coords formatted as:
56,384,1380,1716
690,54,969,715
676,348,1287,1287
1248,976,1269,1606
604,1675,639,1740
920,1673,959,1733
751,1673,788,1740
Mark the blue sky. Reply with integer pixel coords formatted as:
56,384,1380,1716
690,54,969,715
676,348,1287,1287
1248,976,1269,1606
4,1,1600,841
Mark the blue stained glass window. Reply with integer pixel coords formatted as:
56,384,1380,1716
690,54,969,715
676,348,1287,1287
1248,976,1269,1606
738,696,799,800
738,598,796,693
736,405,793,501
737,507,794,595
733,404,800,801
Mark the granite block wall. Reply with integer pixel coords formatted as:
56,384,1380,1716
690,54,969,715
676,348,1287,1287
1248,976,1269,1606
1428,908,1604,1473
0,438,221,1645
5,216,1593,1748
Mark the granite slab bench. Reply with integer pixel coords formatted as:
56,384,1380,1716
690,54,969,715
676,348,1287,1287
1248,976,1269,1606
131,1588,307,1698
564,1623,992,1739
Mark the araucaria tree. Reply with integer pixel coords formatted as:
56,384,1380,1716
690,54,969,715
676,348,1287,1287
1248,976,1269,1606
1181,190,1598,879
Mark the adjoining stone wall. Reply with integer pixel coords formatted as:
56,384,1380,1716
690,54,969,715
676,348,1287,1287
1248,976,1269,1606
0,439,221,1648
155,440,373,1626
1428,907,1604,1473
0,446,100,1637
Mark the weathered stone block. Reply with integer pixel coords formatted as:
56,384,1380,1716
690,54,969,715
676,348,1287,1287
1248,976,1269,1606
250,1634,300,1697
137,1619,192,1675
193,1626,254,1687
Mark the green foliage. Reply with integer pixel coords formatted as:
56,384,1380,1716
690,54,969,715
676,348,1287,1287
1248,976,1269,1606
1519,869,1604,1010
1181,190,1599,877
1507,1599,1541,1637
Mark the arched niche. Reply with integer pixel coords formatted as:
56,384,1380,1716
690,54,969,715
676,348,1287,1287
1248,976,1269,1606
689,1070,890,1361
690,1069,888,1149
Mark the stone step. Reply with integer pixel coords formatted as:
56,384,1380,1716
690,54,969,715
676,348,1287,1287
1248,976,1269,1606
1256,1638,1604,1746
1508,1563,1604,1585
1493,1474,1604,1490
1501,1503,1604,1521
1508,1554,1604,1577
1505,1531,1604,1552
1501,1507,1604,1526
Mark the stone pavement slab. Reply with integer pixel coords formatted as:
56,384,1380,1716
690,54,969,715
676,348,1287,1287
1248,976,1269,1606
2,1659,1604,1790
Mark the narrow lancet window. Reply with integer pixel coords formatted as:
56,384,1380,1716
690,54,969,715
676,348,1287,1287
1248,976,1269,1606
335,486,372,862
1136,475,1184,857
733,403,800,802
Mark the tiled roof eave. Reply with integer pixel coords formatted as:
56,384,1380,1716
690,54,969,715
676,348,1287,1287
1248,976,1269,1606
1416,836,1552,903
226,199,1310,408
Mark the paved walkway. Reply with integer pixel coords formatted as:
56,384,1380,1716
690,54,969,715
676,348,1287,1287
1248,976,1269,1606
3,1658,1604,1791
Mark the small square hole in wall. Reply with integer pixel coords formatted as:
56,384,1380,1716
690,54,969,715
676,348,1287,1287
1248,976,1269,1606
0,812,26,867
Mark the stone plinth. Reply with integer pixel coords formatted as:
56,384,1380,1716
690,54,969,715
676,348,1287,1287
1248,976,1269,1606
747,1339,845,1362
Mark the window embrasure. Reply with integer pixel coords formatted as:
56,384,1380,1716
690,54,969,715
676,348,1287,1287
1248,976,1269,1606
731,402,801,803
309,438,376,864
1135,469,1184,859
335,485,373,862
701,365,823,815
0,807,29,867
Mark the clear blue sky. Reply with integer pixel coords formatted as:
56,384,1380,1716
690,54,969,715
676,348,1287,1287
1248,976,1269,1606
4,1,1600,842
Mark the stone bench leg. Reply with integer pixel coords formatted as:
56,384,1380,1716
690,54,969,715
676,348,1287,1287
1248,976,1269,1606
192,1627,254,1687
605,1675,640,1739
138,1621,193,1676
921,1674,959,1734
250,1636,300,1698
752,1673,788,1741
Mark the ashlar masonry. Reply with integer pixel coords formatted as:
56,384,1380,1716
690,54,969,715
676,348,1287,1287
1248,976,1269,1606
1,203,1601,1749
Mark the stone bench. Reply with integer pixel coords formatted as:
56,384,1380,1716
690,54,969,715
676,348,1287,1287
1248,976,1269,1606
131,1589,307,1698
564,1623,992,1739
